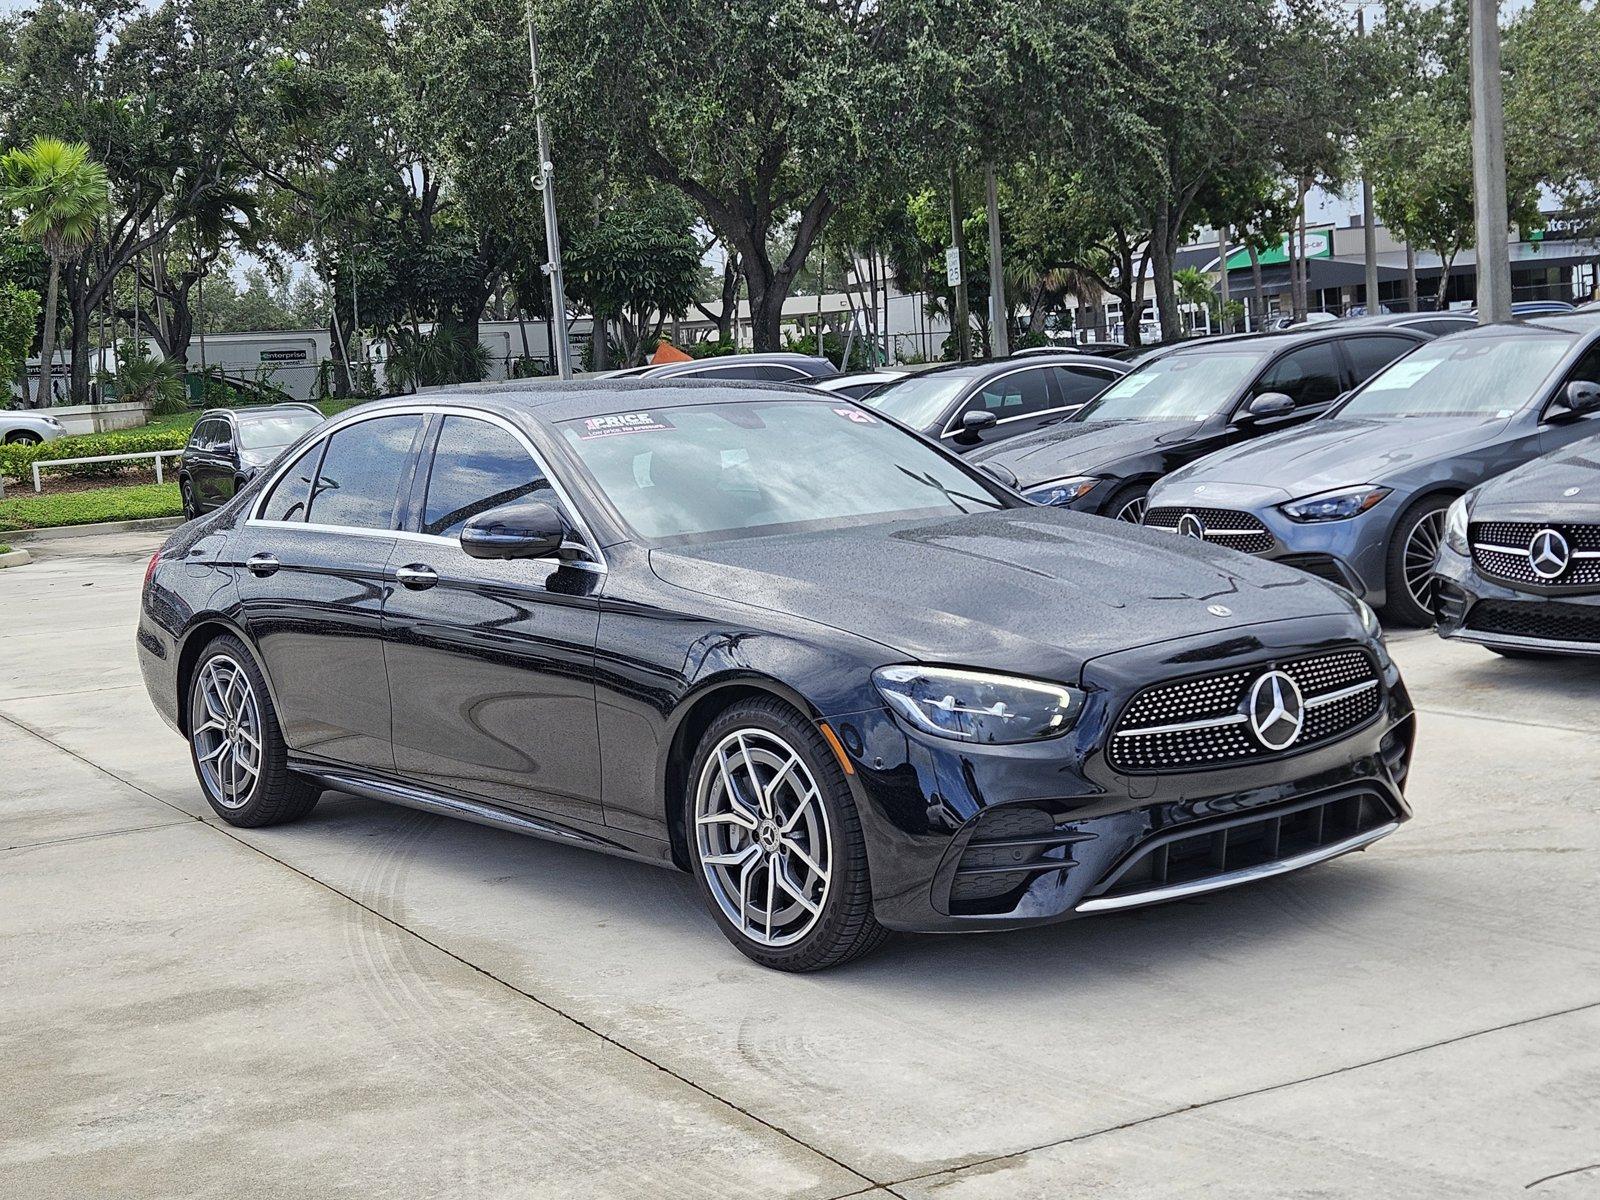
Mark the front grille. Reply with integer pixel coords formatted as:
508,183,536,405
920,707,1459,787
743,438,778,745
1144,507,1274,554
1466,599,1600,644
1090,791,1397,903
945,806,1092,916
1470,521,1600,588
1108,648,1382,774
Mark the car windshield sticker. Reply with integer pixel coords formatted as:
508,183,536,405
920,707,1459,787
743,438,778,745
578,411,674,438
1367,358,1441,391
833,406,877,424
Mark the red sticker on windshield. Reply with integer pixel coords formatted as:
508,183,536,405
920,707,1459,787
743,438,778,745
578,411,675,438
832,407,877,424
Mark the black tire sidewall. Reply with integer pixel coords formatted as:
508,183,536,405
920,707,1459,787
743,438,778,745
686,700,873,971
1103,480,1150,522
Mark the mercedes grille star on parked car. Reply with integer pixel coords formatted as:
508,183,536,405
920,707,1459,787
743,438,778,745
138,380,1415,971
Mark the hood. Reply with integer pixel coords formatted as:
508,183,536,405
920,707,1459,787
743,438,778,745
972,419,1202,485
648,507,1357,680
1471,431,1600,523
1156,415,1510,503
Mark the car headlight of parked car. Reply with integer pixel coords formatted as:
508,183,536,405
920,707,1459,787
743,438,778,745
42,416,61,428
1355,595,1384,641
872,665,1086,743
1279,485,1392,523
1444,493,1472,555
1023,476,1099,507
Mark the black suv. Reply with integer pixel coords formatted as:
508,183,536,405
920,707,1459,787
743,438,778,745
179,405,325,518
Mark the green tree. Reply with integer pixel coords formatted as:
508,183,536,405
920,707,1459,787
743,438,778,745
0,281,40,395
0,136,109,406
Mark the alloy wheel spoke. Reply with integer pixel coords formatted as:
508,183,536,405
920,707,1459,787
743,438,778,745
702,843,760,868
764,861,776,942
736,734,772,819
698,809,757,832
779,834,826,881
772,859,820,915
779,785,818,835
717,749,760,821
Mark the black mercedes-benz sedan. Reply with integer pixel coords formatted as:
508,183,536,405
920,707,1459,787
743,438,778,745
969,326,1430,523
137,381,1414,970
1434,430,1600,655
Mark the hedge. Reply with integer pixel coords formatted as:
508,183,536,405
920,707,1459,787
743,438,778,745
0,482,183,532
0,426,192,483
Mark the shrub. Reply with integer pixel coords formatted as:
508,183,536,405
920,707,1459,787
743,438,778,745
106,346,188,415
0,425,190,483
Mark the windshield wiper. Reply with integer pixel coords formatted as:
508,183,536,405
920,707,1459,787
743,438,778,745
893,466,995,514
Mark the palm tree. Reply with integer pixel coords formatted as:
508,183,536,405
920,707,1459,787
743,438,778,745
1174,267,1219,333
1,138,110,407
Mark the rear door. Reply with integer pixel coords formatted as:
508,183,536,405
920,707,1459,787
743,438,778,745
231,411,426,771
188,418,233,512
1051,364,1122,417
381,412,605,826
944,365,1061,449
1246,341,1347,427
1339,334,1423,391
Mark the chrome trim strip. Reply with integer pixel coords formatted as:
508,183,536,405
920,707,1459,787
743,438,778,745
1074,821,1400,913
1196,527,1266,538
1302,679,1379,708
1446,629,1600,656
245,403,608,572
1114,712,1248,738
1475,542,1600,559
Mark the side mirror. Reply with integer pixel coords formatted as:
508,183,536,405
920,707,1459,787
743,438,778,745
1558,380,1600,418
961,410,999,437
460,498,569,561
979,462,1019,490
215,440,237,457
1244,391,1295,420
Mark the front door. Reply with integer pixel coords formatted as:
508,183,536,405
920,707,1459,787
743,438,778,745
381,413,605,826
232,411,426,771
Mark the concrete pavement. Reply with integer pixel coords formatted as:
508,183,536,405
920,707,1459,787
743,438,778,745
3,530,1597,1197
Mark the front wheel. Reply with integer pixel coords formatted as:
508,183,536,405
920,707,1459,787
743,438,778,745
187,635,320,826
688,698,888,971
1383,495,1453,627
3,430,42,445
1104,481,1150,524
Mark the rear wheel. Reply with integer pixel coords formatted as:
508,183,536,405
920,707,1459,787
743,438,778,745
1105,481,1150,524
187,635,320,826
3,430,42,445
688,698,888,971
179,477,197,520
1383,495,1453,627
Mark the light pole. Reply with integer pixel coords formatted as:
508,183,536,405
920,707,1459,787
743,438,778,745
527,2,574,377
984,166,1008,357
1470,0,1511,323
1358,7,1382,314
947,166,970,362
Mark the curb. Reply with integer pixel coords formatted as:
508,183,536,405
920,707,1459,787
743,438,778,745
0,547,32,568
5,515,185,543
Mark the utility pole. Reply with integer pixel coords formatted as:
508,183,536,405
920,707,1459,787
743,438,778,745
1217,224,1230,333
984,166,1008,357
1470,0,1511,323
527,2,574,377
1359,7,1382,314
948,166,970,361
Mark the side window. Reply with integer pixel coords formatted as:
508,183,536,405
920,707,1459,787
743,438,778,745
305,414,424,530
1342,336,1418,386
684,364,801,382
259,441,324,523
190,418,223,450
1053,366,1117,409
967,368,1055,421
420,416,556,538
1254,343,1344,407
1563,342,1600,387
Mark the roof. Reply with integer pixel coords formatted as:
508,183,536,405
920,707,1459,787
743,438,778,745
888,353,1127,382
364,376,832,425
1159,325,1425,358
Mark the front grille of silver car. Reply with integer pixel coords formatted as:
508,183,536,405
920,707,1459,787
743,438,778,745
1143,506,1274,554
1107,648,1382,774
1470,522,1600,588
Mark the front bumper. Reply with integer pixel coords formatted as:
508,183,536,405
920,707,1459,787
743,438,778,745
827,617,1415,933
1434,546,1600,655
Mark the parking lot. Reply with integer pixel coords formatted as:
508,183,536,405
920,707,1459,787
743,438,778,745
3,528,1598,1198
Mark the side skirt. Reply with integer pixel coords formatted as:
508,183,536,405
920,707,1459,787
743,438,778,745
293,764,679,870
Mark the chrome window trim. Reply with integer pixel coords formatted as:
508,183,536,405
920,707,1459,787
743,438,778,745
245,403,608,573
938,364,1072,437
680,362,811,380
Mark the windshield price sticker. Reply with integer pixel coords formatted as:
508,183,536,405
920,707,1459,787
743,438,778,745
1368,359,1440,391
833,407,877,424
579,411,675,438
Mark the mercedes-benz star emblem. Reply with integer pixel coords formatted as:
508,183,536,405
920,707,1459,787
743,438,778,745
1178,512,1207,540
1246,669,1304,751
1207,604,1232,617
1528,527,1571,580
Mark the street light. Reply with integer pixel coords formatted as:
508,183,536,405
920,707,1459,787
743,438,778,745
527,2,574,378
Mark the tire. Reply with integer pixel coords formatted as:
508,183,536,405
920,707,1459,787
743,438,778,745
4,430,42,445
186,634,320,827
1103,481,1150,524
687,697,889,971
1382,494,1453,627
179,477,197,520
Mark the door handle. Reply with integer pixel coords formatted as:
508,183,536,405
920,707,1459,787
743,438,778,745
394,564,439,591
246,552,280,577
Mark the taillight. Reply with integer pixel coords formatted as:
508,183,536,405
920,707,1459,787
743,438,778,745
144,550,161,589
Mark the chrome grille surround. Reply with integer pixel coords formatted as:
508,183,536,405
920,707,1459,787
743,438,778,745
1144,506,1274,555
1108,648,1382,774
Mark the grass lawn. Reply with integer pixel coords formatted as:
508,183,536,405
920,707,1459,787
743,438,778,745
0,482,183,532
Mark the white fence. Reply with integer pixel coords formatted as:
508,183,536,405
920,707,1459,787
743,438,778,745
31,449,184,493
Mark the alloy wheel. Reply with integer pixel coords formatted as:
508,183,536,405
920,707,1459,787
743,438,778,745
190,655,263,810
694,728,832,948
1116,495,1147,523
1403,508,1446,614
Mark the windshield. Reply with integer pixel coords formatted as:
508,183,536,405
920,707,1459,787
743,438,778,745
559,400,1006,542
238,411,322,450
1075,350,1268,422
1338,333,1576,418
859,372,973,429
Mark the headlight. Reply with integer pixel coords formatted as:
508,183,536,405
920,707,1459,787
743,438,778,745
43,416,61,427
1444,493,1471,555
1354,596,1383,641
1024,476,1099,507
1280,485,1392,523
872,665,1085,743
